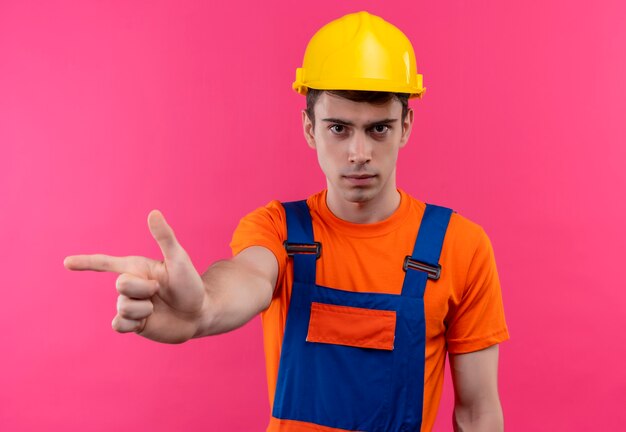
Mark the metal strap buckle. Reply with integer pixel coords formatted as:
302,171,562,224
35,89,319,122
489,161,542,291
284,241,321,259
403,256,441,280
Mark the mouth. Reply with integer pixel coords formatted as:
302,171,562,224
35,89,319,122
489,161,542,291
343,174,377,185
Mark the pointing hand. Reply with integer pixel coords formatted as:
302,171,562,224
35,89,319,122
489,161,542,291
64,210,206,343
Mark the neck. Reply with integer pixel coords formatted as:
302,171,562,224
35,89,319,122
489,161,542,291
326,182,401,224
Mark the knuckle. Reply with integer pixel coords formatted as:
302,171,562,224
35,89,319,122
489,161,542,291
112,316,123,332
119,305,132,318
135,319,147,334
148,280,160,296
115,274,127,293
97,255,110,271
117,296,131,317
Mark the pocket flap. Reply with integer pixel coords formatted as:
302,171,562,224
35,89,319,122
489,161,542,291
306,302,396,350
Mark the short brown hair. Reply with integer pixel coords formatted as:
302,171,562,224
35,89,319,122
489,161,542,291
305,89,410,128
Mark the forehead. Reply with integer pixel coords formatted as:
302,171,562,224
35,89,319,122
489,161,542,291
314,92,402,123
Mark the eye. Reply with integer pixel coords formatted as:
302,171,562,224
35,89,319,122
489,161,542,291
372,125,389,134
329,124,346,134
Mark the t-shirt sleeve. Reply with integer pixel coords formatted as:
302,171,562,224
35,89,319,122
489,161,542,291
446,227,510,354
229,200,289,292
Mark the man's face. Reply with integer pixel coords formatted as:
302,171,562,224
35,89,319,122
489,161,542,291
302,92,413,207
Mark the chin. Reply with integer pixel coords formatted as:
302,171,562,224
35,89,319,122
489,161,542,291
342,188,378,204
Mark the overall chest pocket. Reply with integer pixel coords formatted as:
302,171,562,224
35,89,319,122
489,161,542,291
299,301,397,430
307,302,396,350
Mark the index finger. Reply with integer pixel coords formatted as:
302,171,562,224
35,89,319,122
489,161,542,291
63,254,131,274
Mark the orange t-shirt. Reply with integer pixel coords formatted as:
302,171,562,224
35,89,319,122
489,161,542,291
230,189,509,431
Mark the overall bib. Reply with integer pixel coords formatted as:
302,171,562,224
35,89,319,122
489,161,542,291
272,200,452,432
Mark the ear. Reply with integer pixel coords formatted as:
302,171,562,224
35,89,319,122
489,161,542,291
399,107,414,148
302,110,316,149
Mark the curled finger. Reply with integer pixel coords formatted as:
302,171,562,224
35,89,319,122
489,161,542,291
117,295,154,320
111,315,146,333
116,273,160,299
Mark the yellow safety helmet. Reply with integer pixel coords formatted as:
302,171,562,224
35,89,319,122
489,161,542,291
293,11,425,98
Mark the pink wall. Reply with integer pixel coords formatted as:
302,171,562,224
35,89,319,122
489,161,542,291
2,1,625,430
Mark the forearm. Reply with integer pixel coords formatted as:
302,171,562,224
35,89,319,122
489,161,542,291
193,256,274,337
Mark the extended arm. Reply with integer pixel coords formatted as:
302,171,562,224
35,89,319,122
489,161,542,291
64,210,276,343
450,344,504,432
194,246,276,337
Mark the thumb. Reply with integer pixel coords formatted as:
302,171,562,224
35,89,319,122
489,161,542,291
148,209,182,262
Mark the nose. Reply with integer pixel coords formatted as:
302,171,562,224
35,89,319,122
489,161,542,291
348,133,372,165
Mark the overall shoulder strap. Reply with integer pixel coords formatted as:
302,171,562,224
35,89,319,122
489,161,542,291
282,200,319,284
401,204,453,298
283,200,314,244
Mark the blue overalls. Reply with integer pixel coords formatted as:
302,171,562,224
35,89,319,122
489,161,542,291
272,200,452,432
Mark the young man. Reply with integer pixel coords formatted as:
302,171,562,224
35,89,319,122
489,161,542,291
65,11,508,432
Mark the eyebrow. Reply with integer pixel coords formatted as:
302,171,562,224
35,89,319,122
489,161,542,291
321,118,399,128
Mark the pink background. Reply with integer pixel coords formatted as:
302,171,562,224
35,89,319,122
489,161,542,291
1,0,625,430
